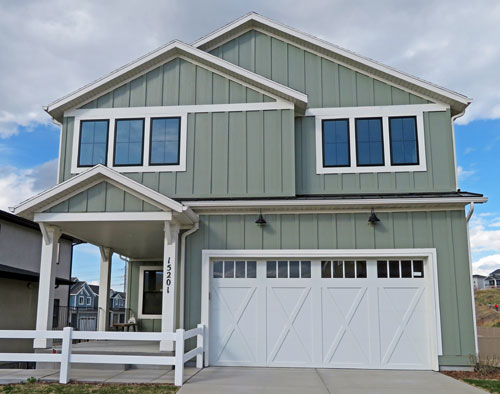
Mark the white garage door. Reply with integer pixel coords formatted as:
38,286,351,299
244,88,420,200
209,258,434,369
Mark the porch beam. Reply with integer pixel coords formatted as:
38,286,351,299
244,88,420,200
34,224,61,348
34,212,172,222
98,247,113,332
160,221,180,352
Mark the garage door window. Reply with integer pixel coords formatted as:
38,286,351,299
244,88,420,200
377,259,424,278
321,260,367,278
213,260,256,279
266,260,311,278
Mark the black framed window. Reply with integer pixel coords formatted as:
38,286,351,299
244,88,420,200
114,119,144,166
322,119,350,167
389,116,419,165
142,270,162,315
78,120,109,167
150,117,181,165
355,118,384,166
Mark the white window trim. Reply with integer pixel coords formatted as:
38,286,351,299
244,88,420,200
69,109,188,174
138,265,163,319
78,295,84,305
309,104,448,174
87,297,91,306
200,248,441,371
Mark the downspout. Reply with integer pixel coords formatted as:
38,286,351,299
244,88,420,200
451,110,466,190
466,202,479,358
179,220,200,329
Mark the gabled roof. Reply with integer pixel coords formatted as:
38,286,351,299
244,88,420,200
193,12,471,115
12,165,197,223
44,41,308,121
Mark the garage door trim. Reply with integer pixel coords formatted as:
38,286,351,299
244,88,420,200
201,248,441,371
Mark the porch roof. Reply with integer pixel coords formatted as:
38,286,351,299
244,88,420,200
11,165,197,224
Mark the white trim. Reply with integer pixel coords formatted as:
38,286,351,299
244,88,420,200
138,265,163,319
78,296,84,305
310,105,443,174
34,212,172,223
193,13,470,109
13,165,197,222
45,41,307,117
184,196,487,209
200,248,441,371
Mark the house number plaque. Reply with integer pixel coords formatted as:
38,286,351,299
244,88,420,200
166,257,172,293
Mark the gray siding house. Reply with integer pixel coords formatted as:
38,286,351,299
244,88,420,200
0,210,73,354
13,13,485,371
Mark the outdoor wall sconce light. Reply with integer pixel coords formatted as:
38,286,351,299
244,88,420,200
368,209,380,225
255,212,267,226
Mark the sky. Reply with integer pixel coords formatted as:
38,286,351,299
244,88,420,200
0,1,499,290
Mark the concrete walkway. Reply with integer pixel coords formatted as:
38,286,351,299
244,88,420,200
0,367,199,385
178,367,485,394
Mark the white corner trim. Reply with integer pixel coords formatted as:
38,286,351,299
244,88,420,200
311,104,437,174
193,13,470,107
200,248,442,370
138,265,163,319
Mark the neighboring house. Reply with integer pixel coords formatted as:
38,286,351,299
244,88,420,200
0,210,73,354
12,13,487,372
68,279,126,330
485,269,500,289
473,274,486,290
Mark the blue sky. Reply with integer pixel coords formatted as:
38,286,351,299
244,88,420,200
1,1,499,289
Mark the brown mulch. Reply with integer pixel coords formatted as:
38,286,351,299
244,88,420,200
442,370,500,380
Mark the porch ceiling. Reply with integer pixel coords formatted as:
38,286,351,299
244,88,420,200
51,219,165,260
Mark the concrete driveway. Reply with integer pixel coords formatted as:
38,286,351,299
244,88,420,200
178,367,485,394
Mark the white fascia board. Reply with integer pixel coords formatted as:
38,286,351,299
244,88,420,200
184,196,488,209
45,41,306,117
193,13,471,107
12,165,188,217
34,212,172,223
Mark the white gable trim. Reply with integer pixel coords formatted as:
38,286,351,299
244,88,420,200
12,165,193,220
193,13,471,110
45,41,307,119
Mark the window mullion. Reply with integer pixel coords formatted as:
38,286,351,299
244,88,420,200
349,118,356,167
382,116,391,167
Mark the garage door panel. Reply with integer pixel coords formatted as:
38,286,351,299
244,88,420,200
378,286,430,369
322,286,370,366
267,286,314,365
210,285,259,365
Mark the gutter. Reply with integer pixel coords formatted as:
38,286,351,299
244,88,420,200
179,220,200,329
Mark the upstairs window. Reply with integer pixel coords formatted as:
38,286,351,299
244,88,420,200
113,119,144,166
389,116,419,165
355,118,384,166
322,119,350,167
78,120,109,167
150,117,181,165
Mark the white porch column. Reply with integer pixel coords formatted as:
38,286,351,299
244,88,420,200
98,246,113,332
160,221,180,352
34,224,62,348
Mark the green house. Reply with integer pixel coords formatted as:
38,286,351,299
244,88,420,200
14,13,486,371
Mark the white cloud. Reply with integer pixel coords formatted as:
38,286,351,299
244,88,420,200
457,166,476,181
0,159,57,211
473,254,500,276
0,1,499,134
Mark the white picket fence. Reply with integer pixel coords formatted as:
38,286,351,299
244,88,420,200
0,324,204,386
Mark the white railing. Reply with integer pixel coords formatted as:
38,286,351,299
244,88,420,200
0,324,204,386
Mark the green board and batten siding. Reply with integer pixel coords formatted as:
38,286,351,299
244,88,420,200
58,109,295,199
210,30,430,108
80,58,274,110
182,210,474,366
296,110,457,194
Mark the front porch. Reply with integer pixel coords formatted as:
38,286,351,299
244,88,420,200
11,166,200,355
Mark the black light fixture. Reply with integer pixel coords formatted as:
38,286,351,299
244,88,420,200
368,208,380,225
255,211,267,226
